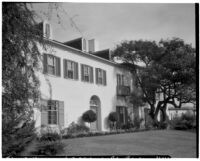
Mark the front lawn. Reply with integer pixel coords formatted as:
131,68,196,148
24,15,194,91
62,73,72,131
61,130,196,157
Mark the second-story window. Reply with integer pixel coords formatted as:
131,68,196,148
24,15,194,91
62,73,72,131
81,64,93,83
64,59,78,80
96,68,107,86
43,53,61,77
117,74,125,86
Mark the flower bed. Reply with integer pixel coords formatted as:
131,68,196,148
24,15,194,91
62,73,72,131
62,128,150,139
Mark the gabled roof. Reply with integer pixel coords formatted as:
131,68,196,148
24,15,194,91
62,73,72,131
45,38,138,71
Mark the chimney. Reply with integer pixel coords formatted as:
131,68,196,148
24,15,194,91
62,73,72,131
88,39,99,53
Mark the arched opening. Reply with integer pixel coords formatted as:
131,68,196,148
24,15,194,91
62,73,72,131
90,95,101,131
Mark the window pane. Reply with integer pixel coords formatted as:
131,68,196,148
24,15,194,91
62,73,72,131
84,66,89,75
67,61,72,70
84,75,89,82
68,71,73,79
47,55,54,66
98,78,103,84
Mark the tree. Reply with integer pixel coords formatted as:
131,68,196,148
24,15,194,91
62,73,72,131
112,38,196,126
2,3,43,156
108,112,118,130
82,110,97,129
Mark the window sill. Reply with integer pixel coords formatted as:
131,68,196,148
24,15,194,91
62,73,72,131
64,77,79,81
43,73,61,78
96,84,106,86
81,80,94,84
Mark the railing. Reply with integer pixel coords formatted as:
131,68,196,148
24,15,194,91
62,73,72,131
117,85,130,96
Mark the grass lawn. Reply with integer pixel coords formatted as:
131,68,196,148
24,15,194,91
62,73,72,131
60,130,196,157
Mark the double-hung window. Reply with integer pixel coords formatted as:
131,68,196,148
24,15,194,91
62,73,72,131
81,64,93,83
43,54,61,77
47,100,58,125
47,55,55,75
64,59,78,80
117,74,124,86
96,68,107,86
84,66,90,82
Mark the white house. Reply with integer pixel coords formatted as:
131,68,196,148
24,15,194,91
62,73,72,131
33,21,146,132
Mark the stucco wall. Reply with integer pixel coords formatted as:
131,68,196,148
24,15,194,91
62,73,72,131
34,42,134,131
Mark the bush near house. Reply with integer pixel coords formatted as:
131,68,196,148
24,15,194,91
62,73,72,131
121,122,134,131
63,122,90,135
169,113,196,130
133,117,143,129
31,127,65,156
108,112,118,130
38,132,61,142
31,141,65,156
82,110,97,127
2,121,36,157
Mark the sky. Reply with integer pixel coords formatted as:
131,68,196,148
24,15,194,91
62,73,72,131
33,3,195,50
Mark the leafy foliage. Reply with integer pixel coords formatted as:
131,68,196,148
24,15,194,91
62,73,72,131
170,113,196,130
64,122,90,135
2,3,44,157
108,112,118,130
2,121,36,157
108,112,118,122
82,110,97,124
38,132,61,142
112,38,196,126
31,141,65,156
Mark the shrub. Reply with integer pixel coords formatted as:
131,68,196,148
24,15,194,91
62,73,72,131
133,117,143,129
62,134,73,139
108,112,118,130
38,132,61,142
31,141,65,156
170,113,196,130
157,121,168,129
82,110,97,127
121,122,134,131
2,121,36,157
66,122,89,135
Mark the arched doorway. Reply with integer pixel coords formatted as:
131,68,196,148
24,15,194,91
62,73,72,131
90,95,101,131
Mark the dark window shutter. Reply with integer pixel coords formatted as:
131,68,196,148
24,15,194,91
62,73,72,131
43,54,48,74
90,67,93,83
63,59,66,78
122,75,124,86
96,68,98,84
81,64,84,81
75,62,78,80
41,99,48,126
117,74,120,86
116,106,120,124
103,70,107,86
125,107,128,124
56,57,61,76
58,101,64,127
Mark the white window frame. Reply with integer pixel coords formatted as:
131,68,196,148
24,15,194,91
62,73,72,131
84,66,90,82
47,100,58,125
47,55,56,75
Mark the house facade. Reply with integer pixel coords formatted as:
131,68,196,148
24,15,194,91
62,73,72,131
33,21,146,132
